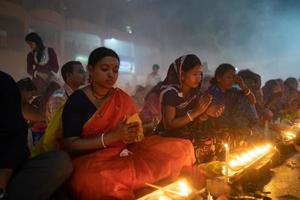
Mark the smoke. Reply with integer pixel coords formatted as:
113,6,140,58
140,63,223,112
129,0,300,83
1,0,300,86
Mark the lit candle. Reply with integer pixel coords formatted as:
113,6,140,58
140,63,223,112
207,192,213,200
264,120,269,139
224,143,229,179
225,143,273,178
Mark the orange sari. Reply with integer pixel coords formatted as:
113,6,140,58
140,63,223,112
69,88,195,200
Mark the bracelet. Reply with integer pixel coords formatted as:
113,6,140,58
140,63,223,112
187,110,193,122
244,89,251,96
101,133,107,148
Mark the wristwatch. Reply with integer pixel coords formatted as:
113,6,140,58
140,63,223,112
0,188,6,199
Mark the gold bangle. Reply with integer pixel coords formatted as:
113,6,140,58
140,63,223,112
245,89,251,96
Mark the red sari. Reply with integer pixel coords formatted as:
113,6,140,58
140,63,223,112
69,88,195,200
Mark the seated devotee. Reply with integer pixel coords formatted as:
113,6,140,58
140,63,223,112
200,74,213,93
204,64,258,151
283,77,299,100
18,78,61,145
31,61,85,156
207,64,257,128
283,77,300,115
145,64,162,89
282,98,300,121
17,78,52,144
46,61,85,123
263,79,285,119
155,55,224,163
280,77,300,121
17,77,45,123
238,70,261,107
33,81,61,142
62,47,195,200
0,71,72,200
37,81,61,112
139,81,163,135
238,69,270,122
131,85,147,111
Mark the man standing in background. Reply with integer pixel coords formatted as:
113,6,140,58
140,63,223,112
145,64,161,89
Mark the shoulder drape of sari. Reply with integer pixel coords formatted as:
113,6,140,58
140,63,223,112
82,88,137,138
31,104,64,157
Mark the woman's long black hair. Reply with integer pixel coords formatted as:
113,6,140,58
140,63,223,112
25,32,45,63
88,47,120,67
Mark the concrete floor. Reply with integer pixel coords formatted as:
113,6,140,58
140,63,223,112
263,153,300,200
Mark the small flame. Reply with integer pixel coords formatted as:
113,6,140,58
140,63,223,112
229,160,238,168
284,131,296,140
158,195,171,200
241,154,251,162
264,144,271,151
178,180,192,197
236,156,246,165
222,165,226,175
224,143,229,149
246,151,257,158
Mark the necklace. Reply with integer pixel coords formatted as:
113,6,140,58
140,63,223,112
90,85,112,108
92,90,109,100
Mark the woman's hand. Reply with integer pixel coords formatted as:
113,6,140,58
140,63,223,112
234,75,246,89
195,94,212,116
110,121,139,144
234,75,257,104
205,104,224,118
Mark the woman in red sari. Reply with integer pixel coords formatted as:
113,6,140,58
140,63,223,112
62,47,195,200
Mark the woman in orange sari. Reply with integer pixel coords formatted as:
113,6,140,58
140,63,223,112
62,47,196,200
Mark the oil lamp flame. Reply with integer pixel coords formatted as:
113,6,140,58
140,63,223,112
140,179,193,200
177,180,192,196
158,195,171,200
228,144,272,169
282,131,296,142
